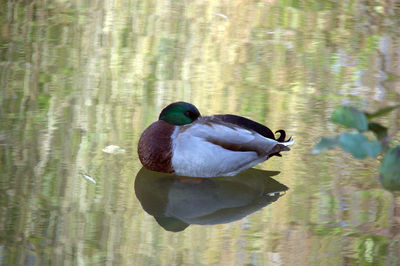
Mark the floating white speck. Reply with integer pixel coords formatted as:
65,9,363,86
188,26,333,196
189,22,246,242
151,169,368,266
215,13,228,20
102,145,126,154
82,173,96,184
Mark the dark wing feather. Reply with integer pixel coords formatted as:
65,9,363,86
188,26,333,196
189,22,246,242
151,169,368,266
213,114,278,140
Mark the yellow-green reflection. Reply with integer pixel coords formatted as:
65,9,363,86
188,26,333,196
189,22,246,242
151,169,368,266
0,0,399,265
135,167,288,232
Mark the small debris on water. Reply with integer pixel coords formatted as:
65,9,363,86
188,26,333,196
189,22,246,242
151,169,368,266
81,173,96,184
102,145,126,154
215,13,228,20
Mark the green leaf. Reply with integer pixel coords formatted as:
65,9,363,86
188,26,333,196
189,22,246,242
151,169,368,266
368,122,388,140
366,104,400,119
338,133,382,159
312,137,339,154
331,106,368,131
379,146,400,191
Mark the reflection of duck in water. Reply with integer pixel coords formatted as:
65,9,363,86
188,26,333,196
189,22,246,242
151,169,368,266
135,167,288,232
138,102,293,177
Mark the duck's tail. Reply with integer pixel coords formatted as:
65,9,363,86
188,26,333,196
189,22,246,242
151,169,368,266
271,131,294,157
275,130,294,145
280,137,294,146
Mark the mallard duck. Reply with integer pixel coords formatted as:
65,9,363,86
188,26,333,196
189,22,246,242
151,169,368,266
138,102,293,177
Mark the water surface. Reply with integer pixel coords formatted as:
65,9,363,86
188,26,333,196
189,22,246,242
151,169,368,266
1,0,400,265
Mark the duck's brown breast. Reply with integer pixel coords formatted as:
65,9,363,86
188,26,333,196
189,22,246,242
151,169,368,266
138,120,175,173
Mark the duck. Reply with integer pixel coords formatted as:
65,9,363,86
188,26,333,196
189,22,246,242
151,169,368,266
138,102,293,177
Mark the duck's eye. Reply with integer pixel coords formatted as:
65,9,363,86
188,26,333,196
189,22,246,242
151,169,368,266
184,111,196,120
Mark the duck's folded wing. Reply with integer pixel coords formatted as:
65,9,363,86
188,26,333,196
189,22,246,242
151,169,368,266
213,114,292,142
184,121,290,156
211,114,293,159
172,120,292,177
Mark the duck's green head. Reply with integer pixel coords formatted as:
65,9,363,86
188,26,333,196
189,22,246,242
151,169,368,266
159,102,201,125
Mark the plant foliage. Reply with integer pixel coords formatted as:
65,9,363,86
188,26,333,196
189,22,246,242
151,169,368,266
331,106,368,131
379,146,400,191
313,105,400,191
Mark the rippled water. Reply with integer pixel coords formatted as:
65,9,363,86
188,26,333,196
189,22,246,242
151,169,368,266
1,0,400,265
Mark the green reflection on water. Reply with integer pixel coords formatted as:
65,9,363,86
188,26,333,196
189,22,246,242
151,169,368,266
0,0,399,265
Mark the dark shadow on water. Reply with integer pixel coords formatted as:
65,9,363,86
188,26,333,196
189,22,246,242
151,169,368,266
134,167,288,232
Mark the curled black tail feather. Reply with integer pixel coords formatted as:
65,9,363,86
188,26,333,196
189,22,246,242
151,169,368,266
275,130,286,142
275,130,292,143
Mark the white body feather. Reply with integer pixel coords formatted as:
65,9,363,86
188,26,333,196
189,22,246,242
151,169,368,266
171,119,293,177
